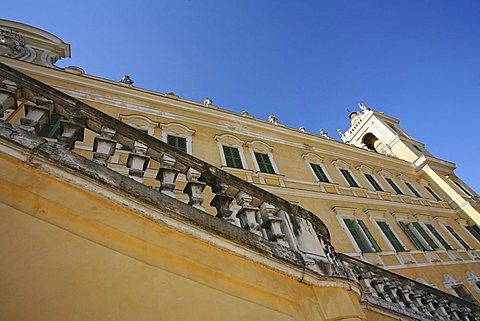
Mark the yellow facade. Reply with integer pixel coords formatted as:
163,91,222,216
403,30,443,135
1,19,479,320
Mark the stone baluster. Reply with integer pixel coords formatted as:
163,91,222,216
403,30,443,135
396,284,415,309
183,168,206,210
156,154,179,198
434,298,449,318
235,191,260,235
259,202,288,247
384,280,402,305
370,276,391,301
20,102,50,132
445,303,461,321
0,80,18,116
355,268,376,296
210,182,233,219
421,294,437,316
410,290,432,315
58,110,85,149
126,141,149,183
458,307,472,321
93,126,116,166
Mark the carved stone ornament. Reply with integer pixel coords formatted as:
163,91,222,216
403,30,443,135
0,30,27,58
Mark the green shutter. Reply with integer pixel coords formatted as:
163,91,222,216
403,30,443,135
222,146,243,169
340,169,359,187
425,224,452,250
385,178,403,195
398,221,426,250
343,219,369,252
425,186,441,201
310,163,329,183
364,174,383,191
254,152,275,174
358,220,381,252
405,182,422,198
167,135,187,152
445,225,471,250
412,222,438,250
377,221,406,252
466,225,480,242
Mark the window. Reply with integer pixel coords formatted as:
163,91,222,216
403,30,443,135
385,178,404,195
222,145,243,169
340,169,359,187
376,221,406,252
424,186,441,201
38,112,64,138
310,163,330,183
425,223,453,250
167,135,187,152
254,152,275,174
453,181,473,197
465,225,480,243
444,225,471,250
248,140,279,175
160,122,195,154
404,182,422,198
444,274,477,303
343,218,381,253
215,134,248,170
398,221,438,251
364,173,384,191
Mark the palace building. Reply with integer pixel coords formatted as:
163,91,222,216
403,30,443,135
1,19,479,320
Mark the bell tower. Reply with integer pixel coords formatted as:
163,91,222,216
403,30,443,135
339,103,433,163
339,103,480,225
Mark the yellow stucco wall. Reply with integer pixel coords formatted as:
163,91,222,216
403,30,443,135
2,56,480,311
0,148,378,321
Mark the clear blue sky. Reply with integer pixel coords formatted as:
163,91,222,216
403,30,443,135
4,1,480,192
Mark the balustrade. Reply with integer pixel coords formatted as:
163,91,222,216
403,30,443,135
1,61,479,321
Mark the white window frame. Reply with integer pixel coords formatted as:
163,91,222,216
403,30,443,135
371,217,408,253
397,219,434,251
378,169,405,195
417,178,442,202
466,272,480,293
356,164,385,192
461,223,480,246
332,159,361,188
421,221,452,251
447,176,474,198
440,223,471,251
397,174,423,198
160,122,195,155
337,215,379,254
247,140,280,175
302,152,332,183
214,134,249,170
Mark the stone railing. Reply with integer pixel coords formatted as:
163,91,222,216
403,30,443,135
0,61,334,265
1,61,479,320
340,254,480,320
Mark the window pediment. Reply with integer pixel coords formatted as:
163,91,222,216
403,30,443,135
247,140,273,153
356,164,374,174
119,114,159,134
378,169,394,178
160,122,195,137
301,152,325,164
331,159,351,170
417,178,430,187
214,134,245,147
396,174,411,182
